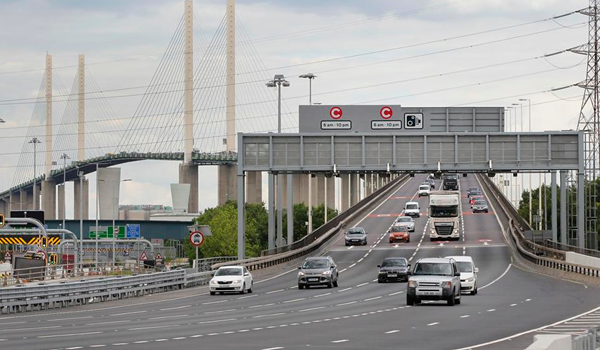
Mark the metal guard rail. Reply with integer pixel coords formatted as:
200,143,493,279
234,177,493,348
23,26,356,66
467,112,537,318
543,239,600,259
0,269,213,314
479,175,600,279
213,174,411,272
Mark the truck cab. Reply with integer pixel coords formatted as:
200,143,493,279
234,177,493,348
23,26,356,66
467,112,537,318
428,191,460,241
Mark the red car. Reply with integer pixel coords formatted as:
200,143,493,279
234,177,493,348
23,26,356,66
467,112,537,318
389,224,410,243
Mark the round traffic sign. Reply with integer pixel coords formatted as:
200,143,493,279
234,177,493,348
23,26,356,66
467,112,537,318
380,106,393,119
329,106,343,119
189,231,205,247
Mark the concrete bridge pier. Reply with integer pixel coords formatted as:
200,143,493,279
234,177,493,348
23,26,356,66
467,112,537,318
341,174,350,212
41,180,56,219
0,198,6,215
57,184,65,220
179,164,198,213
19,188,30,210
246,171,262,204
218,164,237,205
9,192,18,213
350,173,359,206
74,178,89,219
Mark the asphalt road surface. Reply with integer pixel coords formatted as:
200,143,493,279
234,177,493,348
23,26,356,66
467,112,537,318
1,175,599,350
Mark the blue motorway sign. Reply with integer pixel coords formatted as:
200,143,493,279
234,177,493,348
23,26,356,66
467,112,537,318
126,224,141,239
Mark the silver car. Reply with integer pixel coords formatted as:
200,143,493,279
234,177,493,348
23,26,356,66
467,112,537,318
395,216,415,232
298,256,339,289
345,227,367,246
472,200,489,213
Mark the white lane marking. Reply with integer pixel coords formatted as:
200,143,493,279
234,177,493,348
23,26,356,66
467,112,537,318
149,314,188,320
427,322,440,326
347,246,354,250
509,303,517,307
0,325,62,332
110,310,147,316
452,305,600,350
89,346,106,348
173,336,187,340
479,264,511,290
133,341,149,344
314,293,331,298
364,296,382,301
66,347,83,350
356,282,369,287
155,339,169,342
387,291,403,296
198,318,237,325
128,324,180,331
526,298,532,302
336,301,358,306
238,295,257,299
0,322,26,326
460,315,470,318
47,316,93,322
299,306,326,312
332,339,349,343
205,309,236,315
86,320,131,326
160,305,190,311
202,300,229,305
191,334,204,338
252,313,286,318
266,289,284,294
238,329,250,332
112,344,128,346
487,309,496,312
385,330,400,334
249,303,275,309
262,347,285,350
283,298,306,304
38,331,103,339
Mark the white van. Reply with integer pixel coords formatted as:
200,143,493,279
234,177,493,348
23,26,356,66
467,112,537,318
418,184,431,197
404,201,420,218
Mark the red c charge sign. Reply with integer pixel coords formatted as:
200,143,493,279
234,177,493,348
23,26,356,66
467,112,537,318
329,106,343,119
380,106,393,119
190,231,205,247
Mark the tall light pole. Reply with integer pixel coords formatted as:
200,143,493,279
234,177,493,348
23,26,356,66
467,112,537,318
95,163,99,271
299,73,319,230
512,102,522,209
266,75,290,247
520,98,532,227
60,154,70,229
29,138,42,210
77,168,83,275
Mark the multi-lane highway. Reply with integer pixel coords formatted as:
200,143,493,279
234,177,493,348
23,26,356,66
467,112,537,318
1,175,599,350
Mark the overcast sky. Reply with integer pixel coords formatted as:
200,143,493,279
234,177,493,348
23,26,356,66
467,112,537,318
0,0,590,216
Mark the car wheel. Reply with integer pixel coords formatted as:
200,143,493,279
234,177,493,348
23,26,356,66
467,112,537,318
240,283,246,294
473,285,478,295
248,283,253,293
378,279,384,283
364,240,368,245
456,293,461,305
327,281,333,288
210,291,215,295
485,210,489,213
406,238,410,243
407,295,415,306
447,291,456,306
345,243,349,246
333,280,338,287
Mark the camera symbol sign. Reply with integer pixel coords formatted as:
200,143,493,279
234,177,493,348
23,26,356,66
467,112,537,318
404,113,424,129
190,231,205,247
380,106,393,119
329,106,343,119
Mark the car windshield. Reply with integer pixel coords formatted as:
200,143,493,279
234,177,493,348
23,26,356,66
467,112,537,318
391,225,408,232
413,262,453,276
474,201,486,205
468,188,478,192
302,260,329,269
347,228,364,235
419,186,429,190
406,204,418,210
397,217,412,222
382,259,407,267
430,206,458,217
215,268,242,276
456,262,473,273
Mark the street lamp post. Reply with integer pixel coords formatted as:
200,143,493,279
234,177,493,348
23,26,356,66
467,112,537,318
299,73,317,105
60,154,70,230
266,75,290,247
512,102,522,209
519,98,532,227
29,138,42,210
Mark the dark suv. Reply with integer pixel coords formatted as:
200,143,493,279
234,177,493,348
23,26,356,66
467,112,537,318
407,258,462,306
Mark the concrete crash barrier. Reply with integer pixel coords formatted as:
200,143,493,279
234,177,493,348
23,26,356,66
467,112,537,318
0,269,214,314
524,334,572,350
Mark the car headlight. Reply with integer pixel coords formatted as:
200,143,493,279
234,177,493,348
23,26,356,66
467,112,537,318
210,280,217,285
467,277,474,282
408,281,417,288
298,271,305,277
322,270,332,275
442,281,452,288
234,279,242,283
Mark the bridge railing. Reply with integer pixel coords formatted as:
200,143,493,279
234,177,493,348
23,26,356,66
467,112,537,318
543,239,600,259
213,174,411,272
479,174,600,280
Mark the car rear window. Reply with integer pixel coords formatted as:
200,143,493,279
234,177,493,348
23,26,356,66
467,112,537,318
397,217,411,222
413,262,452,276
391,225,408,232
215,268,242,276
303,260,329,269
382,259,407,267
406,204,418,209
474,201,486,205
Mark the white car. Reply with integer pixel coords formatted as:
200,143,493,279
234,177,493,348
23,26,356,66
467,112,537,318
404,202,420,218
418,184,431,197
395,216,415,232
445,256,478,295
209,266,253,295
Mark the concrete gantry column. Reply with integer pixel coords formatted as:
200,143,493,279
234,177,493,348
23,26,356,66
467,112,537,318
218,164,237,205
341,174,350,212
325,176,335,209
74,178,89,219
577,172,585,248
350,173,359,206
312,174,325,206
246,171,262,204
560,170,567,245
280,174,288,207
179,164,198,213
551,171,557,242
267,173,275,250
41,180,56,219
57,184,65,220
291,174,307,204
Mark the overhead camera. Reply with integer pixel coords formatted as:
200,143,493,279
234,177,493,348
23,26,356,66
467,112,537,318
405,113,423,129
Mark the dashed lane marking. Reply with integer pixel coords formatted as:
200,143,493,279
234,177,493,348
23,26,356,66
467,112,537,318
427,322,440,326
385,330,400,334
332,339,350,343
37,331,102,339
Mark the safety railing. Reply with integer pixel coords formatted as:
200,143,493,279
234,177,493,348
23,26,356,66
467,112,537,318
479,174,600,279
0,269,187,314
194,256,237,272
214,174,410,272
544,239,600,259
572,327,599,350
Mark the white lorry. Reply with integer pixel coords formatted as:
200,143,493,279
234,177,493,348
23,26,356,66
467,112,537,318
428,191,460,241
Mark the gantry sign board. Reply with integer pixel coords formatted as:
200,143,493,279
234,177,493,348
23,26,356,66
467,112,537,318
238,131,582,173
298,105,505,133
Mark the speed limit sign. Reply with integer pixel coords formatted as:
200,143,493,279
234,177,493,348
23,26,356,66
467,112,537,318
189,231,205,247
